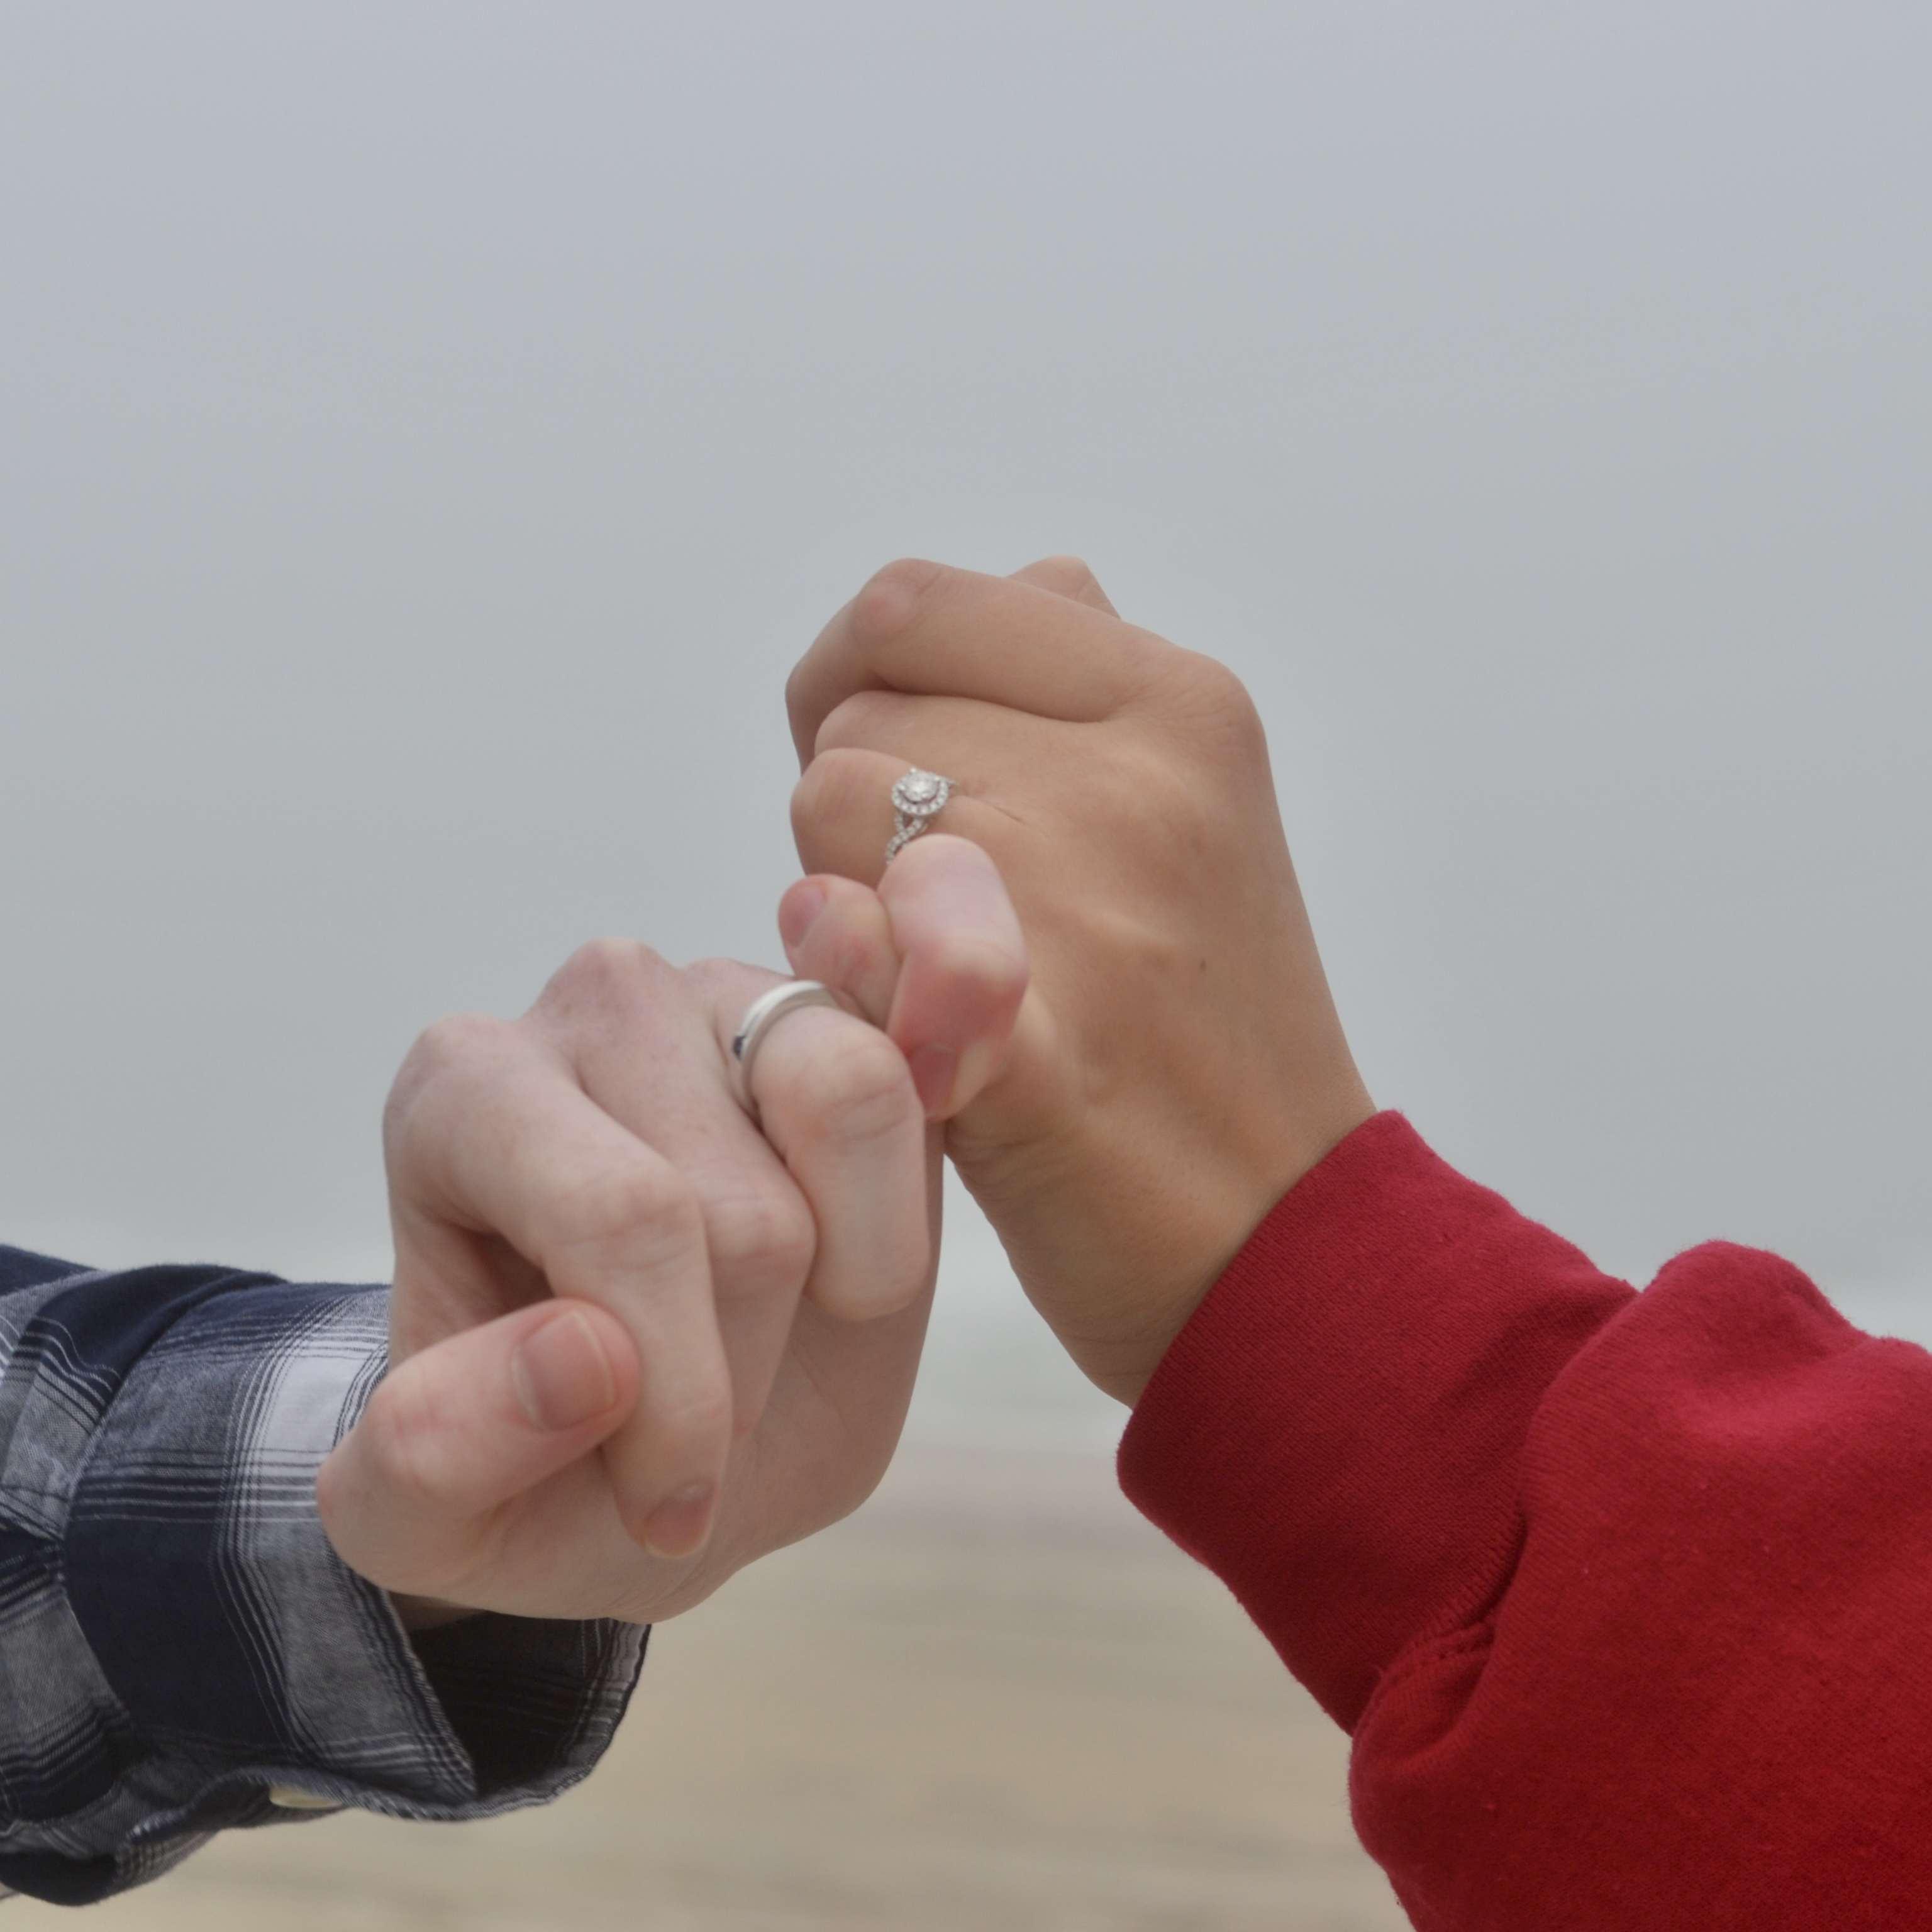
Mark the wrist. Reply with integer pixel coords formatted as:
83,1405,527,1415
966,1077,1377,1410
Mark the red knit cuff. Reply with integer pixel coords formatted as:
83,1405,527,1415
1116,1111,1633,1730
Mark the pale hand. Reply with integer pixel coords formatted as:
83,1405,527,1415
316,836,1026,1626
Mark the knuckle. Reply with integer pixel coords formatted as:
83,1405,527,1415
571,935,650,982
646,1374,733,1463
1040,551,1097,589
813,687,905,758
404,1011,506,1082
386,1011,505,1145
1175,653,1265,750
921,932,1029,1006
783,657,816,741
789,747,875,847
792,1033,918,1150
677,955,737,1006
534,940,687,1052
704,1187,816,1297
545,1159,702,1262
685,1376,735,1444
541,936,666,1017
850,557,945,646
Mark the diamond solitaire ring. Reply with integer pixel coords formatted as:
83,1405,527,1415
885,769,955,864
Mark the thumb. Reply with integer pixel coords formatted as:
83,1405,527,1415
317,1299,638,1602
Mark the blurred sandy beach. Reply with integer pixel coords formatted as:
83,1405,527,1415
28,1440,1406,1932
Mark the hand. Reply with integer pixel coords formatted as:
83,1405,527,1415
784,557,1375,1406
316,836,1027,1626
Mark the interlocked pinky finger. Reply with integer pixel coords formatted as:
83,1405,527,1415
781,836,1030,1123
779,875,900,1029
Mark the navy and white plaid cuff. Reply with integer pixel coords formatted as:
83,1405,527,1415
0,1247,646,1904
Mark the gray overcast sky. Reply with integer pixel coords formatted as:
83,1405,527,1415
3,3,1927,1435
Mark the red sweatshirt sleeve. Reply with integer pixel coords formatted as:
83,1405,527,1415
1118,1111,1932,1931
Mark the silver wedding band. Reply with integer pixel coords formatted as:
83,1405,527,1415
730,980,843,1121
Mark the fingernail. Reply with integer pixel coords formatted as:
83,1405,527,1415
511,1311,618,1432
909,1044,958,1117
643,1480,716,1558
780,883,827,953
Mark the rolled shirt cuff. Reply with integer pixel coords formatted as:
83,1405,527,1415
8,1270,641,1903
1117,1111,1635,1730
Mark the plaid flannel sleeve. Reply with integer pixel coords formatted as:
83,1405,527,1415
0,1243,647,1906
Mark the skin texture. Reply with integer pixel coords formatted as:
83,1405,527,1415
785,557,1376,1406
316,836,1027,1626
